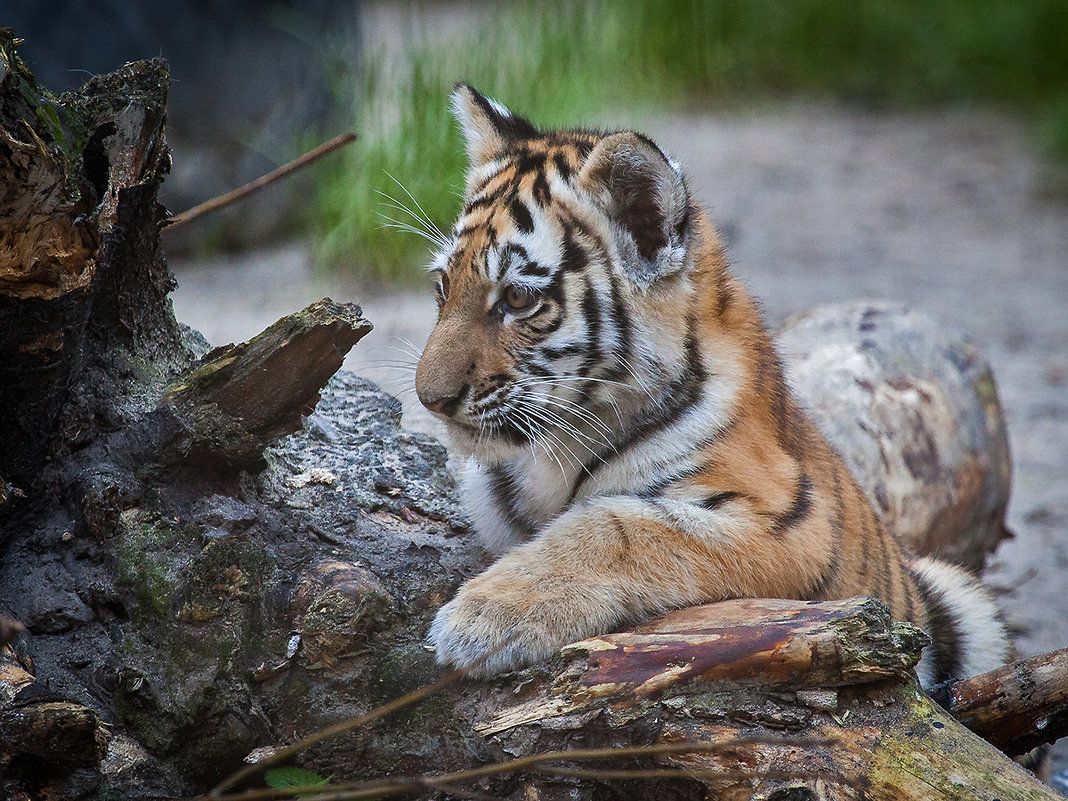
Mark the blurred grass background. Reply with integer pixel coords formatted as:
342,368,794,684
313,0,1068,281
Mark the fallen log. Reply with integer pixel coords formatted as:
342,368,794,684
469,598,1058,801
780,303,1013,570
937,646,1068,757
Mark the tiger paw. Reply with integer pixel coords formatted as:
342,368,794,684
427,578,590,676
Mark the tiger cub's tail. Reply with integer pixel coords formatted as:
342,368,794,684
910,556,1012,687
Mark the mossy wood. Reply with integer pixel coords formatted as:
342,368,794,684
478,598,1059,801
0,36,1056,801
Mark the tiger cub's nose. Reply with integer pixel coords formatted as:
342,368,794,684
419,388,466,417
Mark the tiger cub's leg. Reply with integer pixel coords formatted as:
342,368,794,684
430,495,834,675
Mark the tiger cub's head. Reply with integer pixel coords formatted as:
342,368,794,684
416,85,699,461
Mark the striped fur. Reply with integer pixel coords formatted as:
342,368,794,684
417,84,1011,683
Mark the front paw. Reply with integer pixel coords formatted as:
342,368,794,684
428,579,590,676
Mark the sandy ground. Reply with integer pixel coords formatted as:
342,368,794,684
172,103,1068,768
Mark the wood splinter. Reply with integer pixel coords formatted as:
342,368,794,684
151,298,372,470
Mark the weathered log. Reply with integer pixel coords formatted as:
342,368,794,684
0,29,177,490
479,597,926,737
937,646,1068,757
151,298,373,470
779,303,1012,570
0,651,108,785
474,599,1057,801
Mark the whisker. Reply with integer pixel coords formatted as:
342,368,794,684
377,214,448,248
376,198,451,248
514,407,580,476
384,170,450,244
512,399,592,469
507,378,618,439
524,398,613,453
532,392,617,441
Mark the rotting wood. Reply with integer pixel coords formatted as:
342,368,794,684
0,650,108,780
478,598,1060,801
479,597,926,736
936,645,1068,756
151,298,373,470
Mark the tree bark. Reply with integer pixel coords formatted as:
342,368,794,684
471,599,1058,801
936,646,1068,757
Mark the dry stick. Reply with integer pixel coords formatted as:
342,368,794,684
210,634,525,796
535,765,852,787
201,737,835,801
164,131,357,230
208,666,464,796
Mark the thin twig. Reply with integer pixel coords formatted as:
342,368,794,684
200,737,834,801
535,764,857,788
207,666,463,796
164,131,357,230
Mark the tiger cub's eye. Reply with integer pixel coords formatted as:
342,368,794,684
503,285,538,312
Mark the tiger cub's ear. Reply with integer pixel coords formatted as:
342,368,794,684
578,132,691,288
451,83,539,169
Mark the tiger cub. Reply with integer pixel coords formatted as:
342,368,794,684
416,84,1010,686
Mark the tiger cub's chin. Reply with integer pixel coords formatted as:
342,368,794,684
415,83,1011,685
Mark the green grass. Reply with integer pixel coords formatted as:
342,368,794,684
311,0,1068,280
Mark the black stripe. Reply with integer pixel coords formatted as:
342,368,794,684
553,151,573,182
471,374,510,403
464,182,507,213
569,316,705,501
606,269,633,379
770,473,813,537
497,243,530,279
465,87,539,141
513,150,546,177
542,343,586,361
467,170,500,201
807,466,845,598
912,567,963,683
527,309,563,336
519,261,552,278
635,463,709,498
699,491,744,511
487,465,536,541
509,195,535,233
531,169,552,207
578,275,603,379
560,229,586,273
525,360,554,379
565,211,611,264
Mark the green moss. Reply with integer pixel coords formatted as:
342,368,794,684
115,519,177,618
